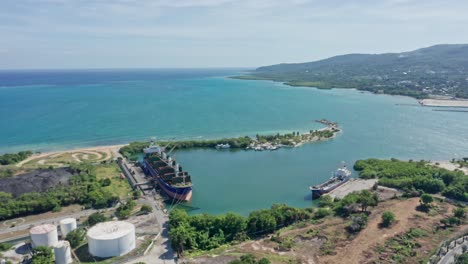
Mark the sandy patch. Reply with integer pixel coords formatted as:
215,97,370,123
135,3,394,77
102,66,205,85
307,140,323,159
431,161,468,175
420,99,468,108
16,144,125,167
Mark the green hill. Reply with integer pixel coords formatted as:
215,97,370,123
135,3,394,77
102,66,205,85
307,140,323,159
235,44,468,99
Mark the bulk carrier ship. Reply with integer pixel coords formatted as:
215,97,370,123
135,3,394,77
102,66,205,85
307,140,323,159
142,143,192,201
309,163,351,199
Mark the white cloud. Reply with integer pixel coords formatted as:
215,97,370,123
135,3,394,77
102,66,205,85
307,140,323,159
0,0,467,68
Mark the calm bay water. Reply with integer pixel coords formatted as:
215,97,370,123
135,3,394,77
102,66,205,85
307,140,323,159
1,69,467,215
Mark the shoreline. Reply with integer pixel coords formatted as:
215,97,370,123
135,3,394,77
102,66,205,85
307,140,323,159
231,75,468,102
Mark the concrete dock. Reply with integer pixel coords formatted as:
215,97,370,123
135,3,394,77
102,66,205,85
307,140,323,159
328,178,378,199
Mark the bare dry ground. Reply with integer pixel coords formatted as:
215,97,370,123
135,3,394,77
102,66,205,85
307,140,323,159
0,167,77,196
189,197,466,264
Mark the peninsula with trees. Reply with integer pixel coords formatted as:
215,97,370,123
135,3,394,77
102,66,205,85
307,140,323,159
233,44,468,99
120,120,340,160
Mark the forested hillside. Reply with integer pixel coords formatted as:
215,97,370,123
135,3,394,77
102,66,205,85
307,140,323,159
236,44,468,99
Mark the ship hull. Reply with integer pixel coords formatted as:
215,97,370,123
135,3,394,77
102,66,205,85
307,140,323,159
311,178,349,199
143,159,193,201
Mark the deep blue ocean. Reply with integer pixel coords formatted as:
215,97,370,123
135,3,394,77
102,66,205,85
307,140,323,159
1,69,467,214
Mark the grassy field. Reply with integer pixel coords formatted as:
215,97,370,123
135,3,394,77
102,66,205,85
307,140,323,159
95,163,132,200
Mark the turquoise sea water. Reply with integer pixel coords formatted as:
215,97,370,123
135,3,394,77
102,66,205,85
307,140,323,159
1,69,467,215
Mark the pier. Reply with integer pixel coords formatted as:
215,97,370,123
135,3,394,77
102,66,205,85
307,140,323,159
327,179,378,199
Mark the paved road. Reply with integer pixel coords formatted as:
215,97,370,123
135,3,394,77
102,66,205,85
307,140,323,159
438,240,467,264
120,158,176,264
0,208,100,239
128,196,176,264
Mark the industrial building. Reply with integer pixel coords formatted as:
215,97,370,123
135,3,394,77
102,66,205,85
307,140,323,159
87,221,136,258
53,240,72,264
29,224,59,248
59,218,77,238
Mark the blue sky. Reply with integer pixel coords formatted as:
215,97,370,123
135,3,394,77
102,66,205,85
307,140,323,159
1,0,468,69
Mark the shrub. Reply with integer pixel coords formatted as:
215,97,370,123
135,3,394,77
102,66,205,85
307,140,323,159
420,193,434,207
453,207,465,219
0,242,12,251
229,254,271,264
318,195,334,208
381,211,396,227
31,246,54,264
140,205,153,214
87,212,108,226
347,214,368,233
314,208,331,219
65,228,86,248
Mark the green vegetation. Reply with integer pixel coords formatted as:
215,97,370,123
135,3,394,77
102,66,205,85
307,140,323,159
235,44,468,99
0,164,119,220
168,204,310,256
354,159,468,201
115,199,136,219
140,204,153,214
0,165,22,178
453,157,468,168
453,207,465,219
66,228,86,248
132,189,142,199
440,207,466,227
347,214,368,233
381,211,396,227
333,190,379,217
0,151,32,165
31,246,54,264
86,212,108,226
120,138,253,159
381,228,427,263
95,163,132,199
420,193,434,209
119,128,338,160
0,242,12,252
455,252,468,264
317,195,334,208
229,254,271,264
313,208,331,219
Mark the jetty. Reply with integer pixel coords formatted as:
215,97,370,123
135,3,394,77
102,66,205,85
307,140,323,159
245,119,340,151
327,179,378,199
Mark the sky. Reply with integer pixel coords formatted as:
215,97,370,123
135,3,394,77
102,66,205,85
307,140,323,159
1,0,468,69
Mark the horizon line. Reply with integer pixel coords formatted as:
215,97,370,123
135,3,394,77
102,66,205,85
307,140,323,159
0,66,255,71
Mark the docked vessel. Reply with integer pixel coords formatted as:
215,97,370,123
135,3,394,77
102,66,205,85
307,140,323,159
142,143,192,201
215,143,231,149
309,163,351,199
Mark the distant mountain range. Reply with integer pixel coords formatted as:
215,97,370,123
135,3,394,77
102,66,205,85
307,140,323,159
234,44,468,99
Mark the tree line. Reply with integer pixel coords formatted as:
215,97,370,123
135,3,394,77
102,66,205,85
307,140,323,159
354,158,468,201
0,150,32,165
120,128,338,160
168,204,311,256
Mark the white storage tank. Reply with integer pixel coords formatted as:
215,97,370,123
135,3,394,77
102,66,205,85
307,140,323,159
30,224,58,248
87,221,135,258
54,240,72,264
59,218,77,238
